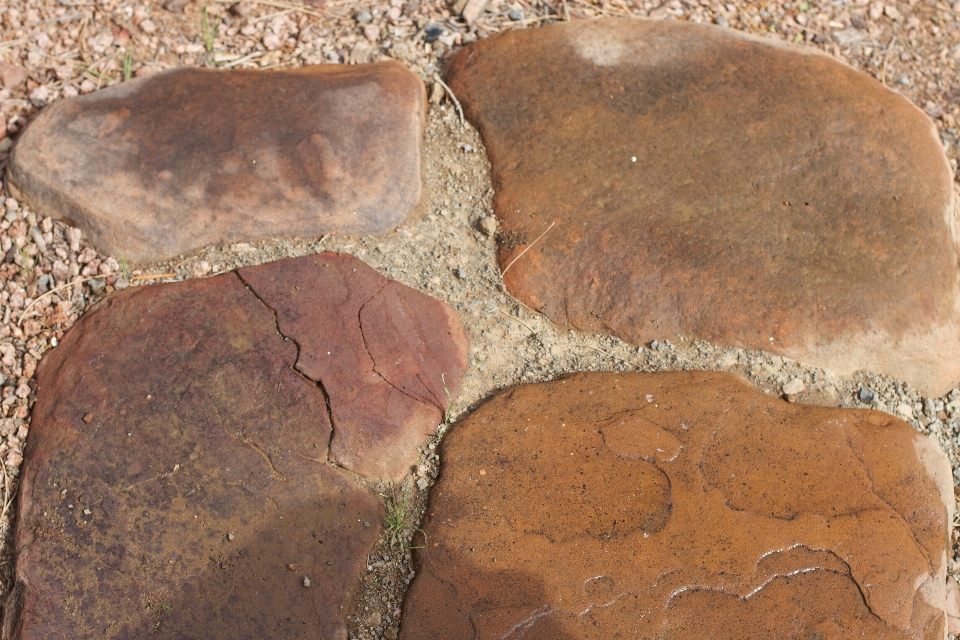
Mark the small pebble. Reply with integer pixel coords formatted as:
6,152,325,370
424,23,444,43
713,15,729,27
896,402,913,418
782,378,804,396
858,387,875,403
355,9,372,23
416,477,429,491
302,576,311,587
478,216,498,237
507,8,523,20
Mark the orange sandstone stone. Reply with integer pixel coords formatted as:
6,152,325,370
400,372,953,639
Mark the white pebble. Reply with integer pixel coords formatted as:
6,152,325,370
782,378,804,396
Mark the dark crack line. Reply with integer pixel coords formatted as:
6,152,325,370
211,402,286,482
356,282,445,416
233,271,337,460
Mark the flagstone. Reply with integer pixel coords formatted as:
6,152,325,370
445,18,960,396
238,253,469,481
8,61,425,263
3,253,467,638
399,371,954,639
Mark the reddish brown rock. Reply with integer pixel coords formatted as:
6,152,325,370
3,253,467,638
239,253,469,480
9,62,425,263
400,372,953,639
446,19,960,396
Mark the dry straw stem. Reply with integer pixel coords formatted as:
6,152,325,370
432,75,464,127
881,35,897,85
500,220,555,275
130,273,177,281
209,0,352,19
18,273,118,326
0,462,12,531
497,308,537,335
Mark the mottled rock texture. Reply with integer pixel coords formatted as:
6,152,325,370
446,18,960,396
9,62,425,262
238,253,469,480
3,253,467,639
400,372,954,639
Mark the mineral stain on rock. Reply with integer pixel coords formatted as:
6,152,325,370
2,253,468,639
9,62,426,262
399,371,953,639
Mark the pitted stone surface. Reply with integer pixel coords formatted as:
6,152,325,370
238,253,469,481
445,18,960,396
399,372,953,639
3,253,467,639
9,61,425,262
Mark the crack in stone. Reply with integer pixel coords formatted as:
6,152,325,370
210,398,286,482
233,271,337,462
356,282,444,415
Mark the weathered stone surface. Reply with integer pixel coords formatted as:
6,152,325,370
4,252,467,638
400,372,953,639
239,253,469,480
10,62,425,262
446,19,960,396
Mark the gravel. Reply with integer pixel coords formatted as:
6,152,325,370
1,0,960,638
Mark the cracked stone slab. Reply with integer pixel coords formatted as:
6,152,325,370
9,61,425,263
445,18,960,396
399,372,953,639
238,253,470,481
3,253,467,638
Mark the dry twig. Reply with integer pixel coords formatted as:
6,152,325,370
501,221,555,275
432,74,464,127
18,273,118,326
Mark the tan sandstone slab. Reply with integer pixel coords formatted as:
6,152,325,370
400,371,954,639
445,19,960,396
9,62,425,263
2,253,467,639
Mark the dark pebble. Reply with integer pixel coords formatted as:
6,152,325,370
424,23,444,43
858,387,875,403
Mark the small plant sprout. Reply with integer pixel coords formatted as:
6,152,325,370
381,483,422,549
118,255,131,280
122,53,133,81
201,4,217,53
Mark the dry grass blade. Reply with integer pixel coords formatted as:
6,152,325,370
18,273,118,327
129,273,177,281
432,74,464,127
0,462,12,531
501,220,555,275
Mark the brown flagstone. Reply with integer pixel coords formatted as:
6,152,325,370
9,62,425,263
445,18,960,396
238,253,469,481
399,371,954,639
2,252,469,638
